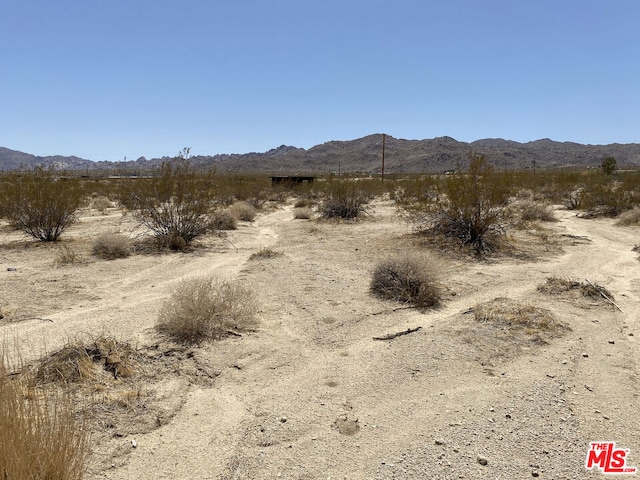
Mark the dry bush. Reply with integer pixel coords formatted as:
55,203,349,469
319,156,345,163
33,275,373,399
320,180,371,219
54,245,83,265
230,201,257,221
0,350,90,480
210,210,237,230
474,298,566,334
370,254,442,309
249,247,283,260
91,195,113,214
537,277,613,301
92,233,132,260
421,153,512,255
32,336,137,385
616,207,640,226
518,200,557,222
123,152,219,249
157,277,258,345
0,167,84,241
294,198,311,208
293,207,312,219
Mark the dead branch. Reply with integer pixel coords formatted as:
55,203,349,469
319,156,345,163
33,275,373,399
585,279,623,312
373,326,422,341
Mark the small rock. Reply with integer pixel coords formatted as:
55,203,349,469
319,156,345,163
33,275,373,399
562,360,567,364
279,417,288,423
603,415,610,420
131,439,137,448
532,469,540,477
608,340,615,344
489,407,495,412
477,456,488,466
629,332,634,336
582,353,589,358
585,385,594,392
434,438,445,445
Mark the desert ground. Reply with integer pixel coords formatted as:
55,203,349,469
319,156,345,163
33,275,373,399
1,197,639,479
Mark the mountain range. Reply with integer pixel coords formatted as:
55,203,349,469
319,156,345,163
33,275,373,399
2,134,640,173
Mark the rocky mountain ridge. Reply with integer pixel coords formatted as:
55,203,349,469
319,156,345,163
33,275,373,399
2,135,639,173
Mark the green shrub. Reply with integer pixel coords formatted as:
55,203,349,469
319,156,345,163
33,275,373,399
157,277,258,345
0,167,84,241
370,254,442,308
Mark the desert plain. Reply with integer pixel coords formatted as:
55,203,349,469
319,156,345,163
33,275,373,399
1,195,639,479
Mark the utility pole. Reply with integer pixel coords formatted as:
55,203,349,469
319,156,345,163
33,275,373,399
381,133,386,181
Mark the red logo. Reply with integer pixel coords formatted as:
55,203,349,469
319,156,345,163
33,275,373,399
586,442,637,474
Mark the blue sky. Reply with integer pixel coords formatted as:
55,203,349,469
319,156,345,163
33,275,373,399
2,1,639,161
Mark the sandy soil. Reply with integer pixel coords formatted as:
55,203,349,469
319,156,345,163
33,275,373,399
1,199,639,479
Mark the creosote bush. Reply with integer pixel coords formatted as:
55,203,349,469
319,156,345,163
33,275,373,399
123,150,219,250
92,233,132,260
370,254,442,309
0,167,84,241
320,179,371,219
426,153,512,254
0,350,90,480
157,276,258,345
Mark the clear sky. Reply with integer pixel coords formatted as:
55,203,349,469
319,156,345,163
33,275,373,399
2,1,639,161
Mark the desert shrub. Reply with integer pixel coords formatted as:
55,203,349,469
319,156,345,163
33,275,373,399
92,195,113,214
0,167,84,241
518,201,557,222
602,156,617,175
616,207,640,226
210,210,237,230
294,198,311,208
422,153,513,254
320,180,371,219
293,207,312,219
249,247,283,260
123,150,219,249
230,201,257,221
32,336,136,384
157,277,258,345
537,277,613,301
370,254,442,309
92,233,132,259
0,350,90,480
578,179,638,216
55,245,83,265
474,298,565,333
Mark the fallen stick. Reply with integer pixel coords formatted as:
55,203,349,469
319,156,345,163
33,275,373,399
370,306,415,316
585,279,623,313
373,326,422,341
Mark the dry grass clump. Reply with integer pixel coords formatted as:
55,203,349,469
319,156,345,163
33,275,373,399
294,198,312,208
474,298,564,334
537,276,613,300
518,201,557,222
616,207,640,226
157,276,258,345
210,210,238,230
230,201,257,221
54,244,83,265
0,350,90,480
370,254,442,309
32,336,137,385
249,247,283,260
293,207,312,219
92,233,132,260
91,195,113,214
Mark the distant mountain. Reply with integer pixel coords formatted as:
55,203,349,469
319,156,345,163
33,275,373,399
2,135,640,173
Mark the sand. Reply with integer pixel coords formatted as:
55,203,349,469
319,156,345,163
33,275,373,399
1,199,639,479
